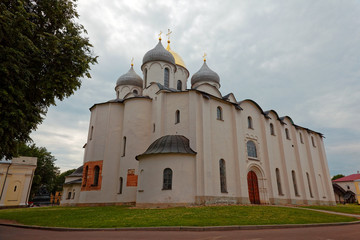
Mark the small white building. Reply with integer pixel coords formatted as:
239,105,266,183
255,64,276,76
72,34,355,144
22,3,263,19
0,157,37,207
63,36,336,207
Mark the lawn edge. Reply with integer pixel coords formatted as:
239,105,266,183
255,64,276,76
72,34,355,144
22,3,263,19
1,220,360,232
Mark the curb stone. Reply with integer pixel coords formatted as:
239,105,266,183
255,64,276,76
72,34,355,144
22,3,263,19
1,221,360,232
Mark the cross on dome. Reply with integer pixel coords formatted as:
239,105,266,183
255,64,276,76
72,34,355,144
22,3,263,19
166,29,172,41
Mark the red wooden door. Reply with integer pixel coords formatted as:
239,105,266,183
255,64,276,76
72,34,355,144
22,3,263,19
247,171,260,204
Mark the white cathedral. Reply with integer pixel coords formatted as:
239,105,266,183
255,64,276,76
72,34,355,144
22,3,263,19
61,34,336,207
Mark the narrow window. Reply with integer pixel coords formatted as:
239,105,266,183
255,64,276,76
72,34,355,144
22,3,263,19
285,128,290,140
311,136,316,147
217,106,223,120
144,68,148,87
72,190,75,199
247,140,257,158
319,174,326,198
292,170,299,196
93,165,100,186
299,132,303,144
164,68,169,87
119,177,123,194
306,172,313,198
153,123,155,133
270,123,275,135
83,166,88,186
219,159,227,193
163,168,173,190
177,80,182,91
122,136,127,156
133,89,138,95
14,186,17,192
248,116,253,129
67,192,71,199
275,168,283,195
90,126,94,140
175,110,180,124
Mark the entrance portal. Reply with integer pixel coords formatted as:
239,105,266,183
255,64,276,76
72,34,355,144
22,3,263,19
247,171,260,204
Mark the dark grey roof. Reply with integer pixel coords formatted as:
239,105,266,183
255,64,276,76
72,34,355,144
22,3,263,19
116,66,143,88
136,135,196,160
191,61,220,86
143,40,175,65
68,166,83,177
64,178,82,185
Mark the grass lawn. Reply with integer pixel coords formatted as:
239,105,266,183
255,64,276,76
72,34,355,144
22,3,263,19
303,204,360,215
0,205,357,228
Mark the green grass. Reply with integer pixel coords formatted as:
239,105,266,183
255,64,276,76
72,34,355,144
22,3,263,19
0,205,357,228
303,204,360,215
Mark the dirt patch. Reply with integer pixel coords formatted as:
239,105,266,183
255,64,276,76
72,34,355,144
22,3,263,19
0,219,20,224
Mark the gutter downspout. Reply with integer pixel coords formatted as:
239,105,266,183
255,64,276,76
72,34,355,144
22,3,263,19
0,163,11,201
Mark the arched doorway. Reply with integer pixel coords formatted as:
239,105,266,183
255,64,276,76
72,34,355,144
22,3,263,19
247,171,260,204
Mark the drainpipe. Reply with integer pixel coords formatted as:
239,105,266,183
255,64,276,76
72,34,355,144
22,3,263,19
0,163,11,201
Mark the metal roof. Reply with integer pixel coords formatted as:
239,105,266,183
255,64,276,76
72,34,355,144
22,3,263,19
136,135,196,160
68,166,83,177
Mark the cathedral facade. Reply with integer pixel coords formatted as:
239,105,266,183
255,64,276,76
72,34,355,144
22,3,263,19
62,36,336,207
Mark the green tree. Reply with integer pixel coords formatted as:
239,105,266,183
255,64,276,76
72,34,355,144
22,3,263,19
18,143,59,199
53,168,76,193
332,174,345,181
0,0,97,159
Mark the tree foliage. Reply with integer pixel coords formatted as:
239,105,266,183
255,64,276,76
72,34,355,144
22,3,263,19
332,174,345,181
53,168,76,193
0,0,97,159
17,143,59,199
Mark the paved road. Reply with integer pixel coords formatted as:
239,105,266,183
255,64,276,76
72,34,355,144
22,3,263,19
1,224,360,240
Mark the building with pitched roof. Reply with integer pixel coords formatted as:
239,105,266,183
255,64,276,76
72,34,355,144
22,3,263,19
62,34,336,207
332,172,360,203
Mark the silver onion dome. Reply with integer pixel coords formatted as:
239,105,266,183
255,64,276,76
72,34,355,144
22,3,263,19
116,65,143,88
191,61,220,86
143,40,175,65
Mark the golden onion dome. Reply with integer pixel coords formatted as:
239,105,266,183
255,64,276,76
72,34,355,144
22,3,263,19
166,40,186,68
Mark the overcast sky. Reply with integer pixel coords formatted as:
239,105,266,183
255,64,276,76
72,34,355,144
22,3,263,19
30,0,360,176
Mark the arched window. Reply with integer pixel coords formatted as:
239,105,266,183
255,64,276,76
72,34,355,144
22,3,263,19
270,123,275,135
163,168,172,190
219,159,227,193
311,136,316,147
133,89,138,95
291,170,299,196
217,106,223,120
175,110,180,124
248,116,253,129
285,128,290,140
93,165,100,186
119,177,123,194
275,168,283,195
67,192,71,199
177,80,182,91
299,132,303,144
247,140,257,158
306,172,313,198
164,68,169,87
72,190,75,199
122,136,126,157
83,166,88,186
144,68,148,87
